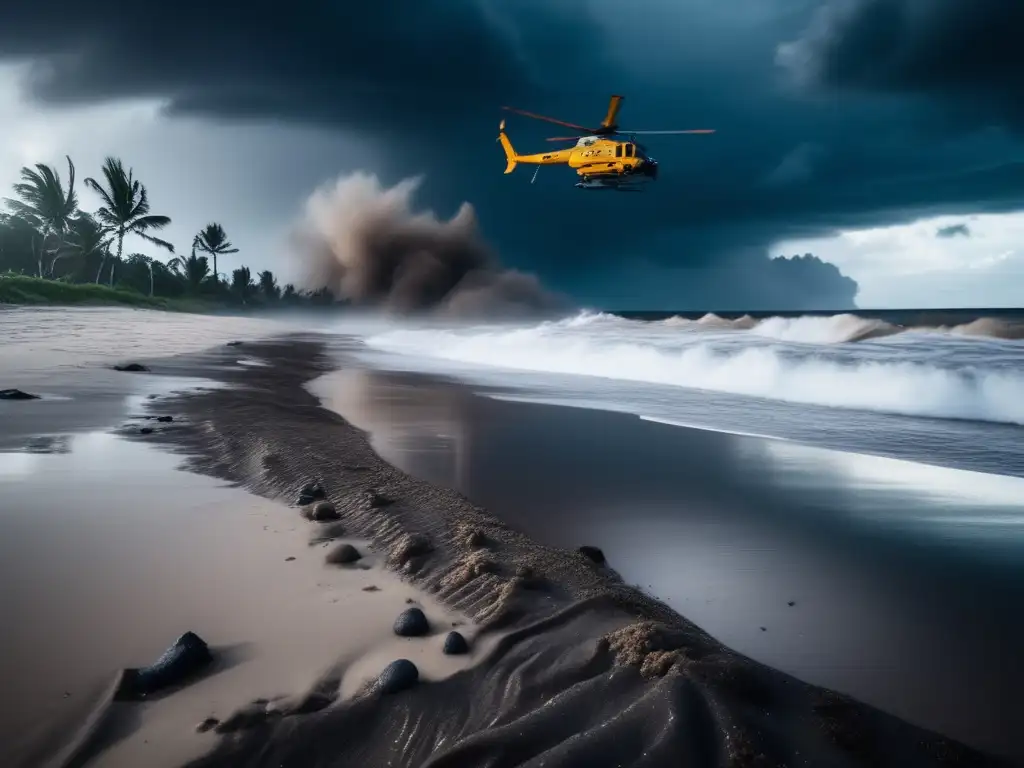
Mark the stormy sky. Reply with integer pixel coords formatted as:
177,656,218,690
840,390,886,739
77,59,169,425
1,0,1023,309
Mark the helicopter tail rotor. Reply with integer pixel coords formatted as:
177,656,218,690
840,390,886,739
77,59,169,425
497,121,518,174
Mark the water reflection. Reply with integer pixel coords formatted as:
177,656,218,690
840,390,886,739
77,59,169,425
311,365,1024,760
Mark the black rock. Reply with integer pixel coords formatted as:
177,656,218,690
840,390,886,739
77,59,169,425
310,501,338,521
376,659,418,694
156,415,174,423
787,601,796,607
117,631,212,700
226,341,243,347
367,490,393,508
140,427,154,435
442,631,469,655
196,717,220,733
114,363,149,372
297,482,327,506
325,543,361,565
0,389,40,400
578,545,606,565
393,607,429,637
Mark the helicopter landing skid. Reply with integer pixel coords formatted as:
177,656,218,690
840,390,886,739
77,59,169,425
575,178,646,191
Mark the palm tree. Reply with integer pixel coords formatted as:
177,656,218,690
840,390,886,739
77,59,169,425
258,269,279,301
231,266,254,303
126,253,156,296
169,247,210,292
194,223,238,285
0,213,41,275
59,214,112,280
85,157,173,286
2,156,78,277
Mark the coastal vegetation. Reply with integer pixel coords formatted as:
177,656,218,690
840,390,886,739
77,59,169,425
0,155,338,310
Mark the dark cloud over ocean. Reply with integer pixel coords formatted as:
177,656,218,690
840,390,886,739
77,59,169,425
1,0,1022,309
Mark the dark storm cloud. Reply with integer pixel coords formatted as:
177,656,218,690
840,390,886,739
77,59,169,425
777,0,1024,126
0,0,603,131
3,0,1024,309
936,223,970,239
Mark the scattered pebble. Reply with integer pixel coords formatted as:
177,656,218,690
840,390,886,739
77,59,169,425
114,363,149,372
362,585,380,592
394,607,429,637
226,341,243,347
760,627,767,632
787,601,796,607
0,388,40,400
325,543,361,565
377,659,418,694
140,427,154,435
578,545,606,565
156,415,174,423
285,557,296,562
442,631,469,655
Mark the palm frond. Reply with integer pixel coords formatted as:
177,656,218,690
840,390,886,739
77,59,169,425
137,232,175,252
129,214,171,232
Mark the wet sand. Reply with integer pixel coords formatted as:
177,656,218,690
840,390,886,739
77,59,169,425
310,365,1024,761
0,331,1016,766
0,346,484,767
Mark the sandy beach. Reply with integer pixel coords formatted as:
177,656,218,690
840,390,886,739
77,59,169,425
0,318,1017,767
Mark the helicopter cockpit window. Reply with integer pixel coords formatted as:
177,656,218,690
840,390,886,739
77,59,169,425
625,144,634,158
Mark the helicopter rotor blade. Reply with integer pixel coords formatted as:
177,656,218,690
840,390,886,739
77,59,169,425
619,129,716,135
501,106,596,134
545,136,584,142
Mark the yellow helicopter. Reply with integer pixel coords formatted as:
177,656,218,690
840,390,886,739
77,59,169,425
497,94,714,191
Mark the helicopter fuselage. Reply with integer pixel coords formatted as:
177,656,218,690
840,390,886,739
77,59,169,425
500,134,658,189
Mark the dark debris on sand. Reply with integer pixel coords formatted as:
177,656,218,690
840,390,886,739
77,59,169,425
0,388,40,400
577,545,606,565
113,362,149,372
115,631,212,701
126,337,1009,768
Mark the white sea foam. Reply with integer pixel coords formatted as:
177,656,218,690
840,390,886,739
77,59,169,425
363,311,1024,426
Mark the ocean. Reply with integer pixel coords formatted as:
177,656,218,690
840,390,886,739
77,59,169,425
348,308,1024,478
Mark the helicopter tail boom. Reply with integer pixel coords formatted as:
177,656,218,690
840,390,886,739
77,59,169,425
497,122,518,174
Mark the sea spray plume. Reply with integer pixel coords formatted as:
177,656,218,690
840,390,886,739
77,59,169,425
292,172,568,319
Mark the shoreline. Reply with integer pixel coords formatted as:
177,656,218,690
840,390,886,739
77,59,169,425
102,334,1006,766
0,329,1013,766
309,363,1024,758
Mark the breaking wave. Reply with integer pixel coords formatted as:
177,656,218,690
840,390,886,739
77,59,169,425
657,312,1024,344
363,311,1024,426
